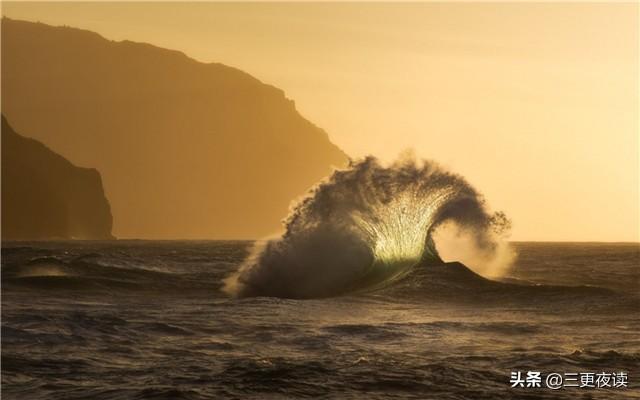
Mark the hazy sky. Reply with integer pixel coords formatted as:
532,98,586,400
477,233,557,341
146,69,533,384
3,2,638,241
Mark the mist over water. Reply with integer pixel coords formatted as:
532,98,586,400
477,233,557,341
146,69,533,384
225,156,513,298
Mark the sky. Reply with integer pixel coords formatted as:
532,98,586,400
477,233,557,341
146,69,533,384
2,2,638,241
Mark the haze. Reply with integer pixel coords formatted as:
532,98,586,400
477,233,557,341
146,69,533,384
2,2,638,242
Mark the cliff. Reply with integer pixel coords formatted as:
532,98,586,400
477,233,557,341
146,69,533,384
1,18,349,239
1,116,114,240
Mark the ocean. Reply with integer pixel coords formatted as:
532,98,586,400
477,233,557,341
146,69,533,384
2,241,639,399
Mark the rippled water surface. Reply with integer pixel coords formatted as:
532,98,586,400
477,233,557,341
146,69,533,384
2,241,639,399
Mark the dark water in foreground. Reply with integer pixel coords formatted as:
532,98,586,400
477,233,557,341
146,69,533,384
2,241,639,399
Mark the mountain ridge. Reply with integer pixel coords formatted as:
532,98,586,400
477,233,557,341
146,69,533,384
2,17,348,239
1,115,114,240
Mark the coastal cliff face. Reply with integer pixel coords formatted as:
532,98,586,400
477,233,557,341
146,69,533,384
1,116,114,240
1,18,349,239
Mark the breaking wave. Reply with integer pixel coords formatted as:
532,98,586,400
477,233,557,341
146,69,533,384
225,156,513,298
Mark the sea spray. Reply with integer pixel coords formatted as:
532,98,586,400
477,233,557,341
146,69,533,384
225,156,513,298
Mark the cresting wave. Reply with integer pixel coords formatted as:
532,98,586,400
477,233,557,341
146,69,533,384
225,156,513,299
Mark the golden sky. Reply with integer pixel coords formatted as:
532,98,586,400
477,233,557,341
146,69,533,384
2,2,638,241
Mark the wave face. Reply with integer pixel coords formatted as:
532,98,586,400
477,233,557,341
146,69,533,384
225,156,511,298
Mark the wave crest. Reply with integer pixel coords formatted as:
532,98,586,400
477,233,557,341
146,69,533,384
225,156,512,298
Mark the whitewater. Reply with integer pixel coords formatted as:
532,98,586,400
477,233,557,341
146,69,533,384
225,156,512,298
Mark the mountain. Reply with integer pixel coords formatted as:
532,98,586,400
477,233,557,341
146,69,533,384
1,18,348,239
2,116,114,240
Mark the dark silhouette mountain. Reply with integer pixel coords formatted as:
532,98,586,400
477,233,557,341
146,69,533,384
2,116,114,240
1,18,348,239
